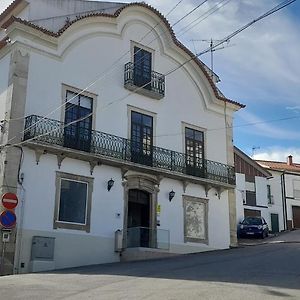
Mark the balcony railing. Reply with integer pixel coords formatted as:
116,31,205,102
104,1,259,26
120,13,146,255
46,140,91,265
23,115,235,185
124,62,165,99
127,227,170,250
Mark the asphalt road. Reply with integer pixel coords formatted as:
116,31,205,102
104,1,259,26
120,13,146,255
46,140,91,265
0,232,300,300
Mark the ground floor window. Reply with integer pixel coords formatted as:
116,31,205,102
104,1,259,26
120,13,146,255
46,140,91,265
183,196,208,244
54,172,94,232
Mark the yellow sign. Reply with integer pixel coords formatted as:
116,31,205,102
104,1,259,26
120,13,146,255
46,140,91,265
157,204,161,214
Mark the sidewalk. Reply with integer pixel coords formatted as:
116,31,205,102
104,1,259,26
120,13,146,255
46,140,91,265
238,229,300,246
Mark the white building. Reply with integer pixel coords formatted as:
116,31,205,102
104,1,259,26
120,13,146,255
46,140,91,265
257,156,300,231
234,147,284,233
0,0,244,275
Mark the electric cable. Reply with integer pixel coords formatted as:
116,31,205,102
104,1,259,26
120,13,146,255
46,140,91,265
2,0,296,149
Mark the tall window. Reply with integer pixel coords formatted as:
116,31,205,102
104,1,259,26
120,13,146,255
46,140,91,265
64,90,93,152
131,111,153,166
54,172,93,232
185,127,204,176
133,46,152,90
59,179,87,224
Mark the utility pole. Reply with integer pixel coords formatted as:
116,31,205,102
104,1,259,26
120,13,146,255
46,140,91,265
252,146,260,158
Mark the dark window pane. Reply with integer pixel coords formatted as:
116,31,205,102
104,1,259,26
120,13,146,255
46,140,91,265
132,111,142,124
185,128,194,139
142,115,153,127
58,179,87,224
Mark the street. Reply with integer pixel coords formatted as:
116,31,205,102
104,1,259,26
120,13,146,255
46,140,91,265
0,231,299,300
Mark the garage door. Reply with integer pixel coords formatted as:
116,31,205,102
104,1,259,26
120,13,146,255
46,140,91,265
292,206,300,228
244,209,261,218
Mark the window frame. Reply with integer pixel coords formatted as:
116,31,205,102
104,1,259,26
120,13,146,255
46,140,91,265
54,172,94,232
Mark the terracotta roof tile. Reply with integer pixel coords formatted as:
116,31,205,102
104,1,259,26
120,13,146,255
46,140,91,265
256,160,300,173
1,2,245,108
0,0,23,23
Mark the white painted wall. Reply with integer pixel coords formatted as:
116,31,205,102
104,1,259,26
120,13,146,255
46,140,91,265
235,173,276,229
0,53,10,123
5,4,237,272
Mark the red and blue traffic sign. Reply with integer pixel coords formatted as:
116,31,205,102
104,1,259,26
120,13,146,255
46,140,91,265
0,210,17,229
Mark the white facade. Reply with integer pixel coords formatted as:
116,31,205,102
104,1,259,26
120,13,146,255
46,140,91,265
234,147,284,233
0,0,242,274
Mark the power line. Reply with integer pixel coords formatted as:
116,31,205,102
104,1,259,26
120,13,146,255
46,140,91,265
3,0,187,136
3,0,296,149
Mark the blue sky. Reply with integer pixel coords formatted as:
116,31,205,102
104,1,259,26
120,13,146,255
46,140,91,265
1,0,300,161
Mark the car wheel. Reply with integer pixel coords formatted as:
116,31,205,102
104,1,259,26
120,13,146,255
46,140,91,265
261,231,265,239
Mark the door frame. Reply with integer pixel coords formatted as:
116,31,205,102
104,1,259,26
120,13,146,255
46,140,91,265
122,173,159,249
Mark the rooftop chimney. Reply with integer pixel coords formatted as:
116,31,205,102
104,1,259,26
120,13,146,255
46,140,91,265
287,155,293,166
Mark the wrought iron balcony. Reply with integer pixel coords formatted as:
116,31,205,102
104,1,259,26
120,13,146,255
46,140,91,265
124,62,165,99
23,115,235,185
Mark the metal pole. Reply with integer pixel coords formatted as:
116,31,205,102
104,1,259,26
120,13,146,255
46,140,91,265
1,240,6,276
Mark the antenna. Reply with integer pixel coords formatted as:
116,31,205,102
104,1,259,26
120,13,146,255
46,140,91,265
252,146,260,157
190,39,234,79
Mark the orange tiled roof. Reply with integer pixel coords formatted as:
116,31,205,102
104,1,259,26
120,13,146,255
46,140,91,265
256,160,300,173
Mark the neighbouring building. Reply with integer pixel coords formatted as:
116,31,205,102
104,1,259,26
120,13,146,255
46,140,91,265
0,0,244,275
234,147,284,233
256,156,300,231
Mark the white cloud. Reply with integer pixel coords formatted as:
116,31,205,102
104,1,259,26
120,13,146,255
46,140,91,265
254,147,300,163
236,110,300,140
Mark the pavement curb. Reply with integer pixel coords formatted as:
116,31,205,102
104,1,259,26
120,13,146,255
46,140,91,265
239,240,300,247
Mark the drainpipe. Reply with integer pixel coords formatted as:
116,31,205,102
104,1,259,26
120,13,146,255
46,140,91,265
280,172,287,230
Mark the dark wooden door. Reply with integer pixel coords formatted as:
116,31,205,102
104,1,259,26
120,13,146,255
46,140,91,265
292,206,300,228
271,213,279,233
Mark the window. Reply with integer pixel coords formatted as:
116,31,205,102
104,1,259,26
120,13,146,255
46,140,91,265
293,180,300,199
54,172,93,232
185,127,204,177
64,90,93,152
245,191,256,206
267,184,274,204
183,196,208,244
131,111,153,166
133,46,152,89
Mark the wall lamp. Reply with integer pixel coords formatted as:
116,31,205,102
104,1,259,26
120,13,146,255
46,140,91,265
169,190,175,202
107,178,114,191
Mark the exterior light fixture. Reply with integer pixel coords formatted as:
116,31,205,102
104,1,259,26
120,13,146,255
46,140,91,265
107,178,114,191
169,190,175,202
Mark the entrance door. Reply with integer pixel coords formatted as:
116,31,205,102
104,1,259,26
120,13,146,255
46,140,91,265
292,206,300,228
271,213,279,233
127,189,151,247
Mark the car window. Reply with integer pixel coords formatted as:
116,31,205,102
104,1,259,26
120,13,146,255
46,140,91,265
242,218,262,225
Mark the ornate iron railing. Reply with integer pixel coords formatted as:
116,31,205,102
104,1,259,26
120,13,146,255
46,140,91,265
23,115,235,185
124,62,165,97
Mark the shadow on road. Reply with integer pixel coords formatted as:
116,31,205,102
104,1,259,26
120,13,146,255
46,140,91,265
51,243,300,291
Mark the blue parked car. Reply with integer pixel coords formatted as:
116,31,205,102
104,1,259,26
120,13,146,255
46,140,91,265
238,216,269,239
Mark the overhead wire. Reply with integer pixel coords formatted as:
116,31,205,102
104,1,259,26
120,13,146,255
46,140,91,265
3,0,297,149
3,0,186,124
4,0,213,145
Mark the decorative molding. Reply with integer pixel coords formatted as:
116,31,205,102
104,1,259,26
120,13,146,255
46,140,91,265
56,153,66,169
34,149,45,165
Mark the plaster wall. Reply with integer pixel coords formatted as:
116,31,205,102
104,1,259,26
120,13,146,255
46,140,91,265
23,20,228,163
0,53,10,122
